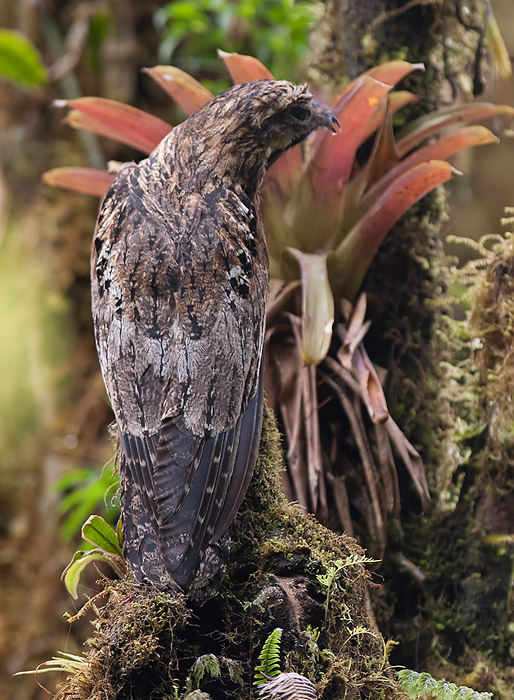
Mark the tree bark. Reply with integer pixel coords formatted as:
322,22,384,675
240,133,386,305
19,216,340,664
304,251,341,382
309,0,514,693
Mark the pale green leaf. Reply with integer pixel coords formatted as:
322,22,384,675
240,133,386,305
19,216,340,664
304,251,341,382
0,30,47,86
287,249,334,365
82,514,123,556
62,549,110,599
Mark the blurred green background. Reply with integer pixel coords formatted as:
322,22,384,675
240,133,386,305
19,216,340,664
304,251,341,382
0,1,512,698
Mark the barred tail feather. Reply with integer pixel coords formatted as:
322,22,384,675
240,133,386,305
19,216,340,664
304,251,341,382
118,374,263,599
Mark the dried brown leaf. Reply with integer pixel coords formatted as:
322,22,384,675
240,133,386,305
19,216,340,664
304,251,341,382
384,417,431,509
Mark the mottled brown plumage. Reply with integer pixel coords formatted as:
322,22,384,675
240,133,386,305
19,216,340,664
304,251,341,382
91,79,337,602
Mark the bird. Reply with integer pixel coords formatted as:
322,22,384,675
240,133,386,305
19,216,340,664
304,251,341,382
91,79,339,603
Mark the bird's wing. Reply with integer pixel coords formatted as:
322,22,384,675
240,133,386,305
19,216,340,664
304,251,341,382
152,371,263,588
92,164,266,589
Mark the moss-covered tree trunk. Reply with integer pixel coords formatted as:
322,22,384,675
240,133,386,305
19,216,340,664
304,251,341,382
55,409,401,700
309,0,514,693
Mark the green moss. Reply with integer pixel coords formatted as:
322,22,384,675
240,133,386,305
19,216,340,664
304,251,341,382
55,581,189,699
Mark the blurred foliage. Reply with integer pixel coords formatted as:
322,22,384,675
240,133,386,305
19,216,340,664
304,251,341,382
154,0,321,88
0,29,47,86
0,228,71,465
54,459,119,541
85,11,111,76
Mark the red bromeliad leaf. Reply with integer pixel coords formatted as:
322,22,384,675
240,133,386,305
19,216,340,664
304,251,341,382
312,75,393,196
290,76,393,252
55,97,172,153
218,49,274,83
357,125,498,216
347,98,400,212
363,60,425,85
328,60,422,114
322,61,422,151
264,144,304,201
363,90,419,143
143,66,213,115
42,167,114,197
396,101,514,157
328,160,456,300
337,92,420,225
287,248,334,365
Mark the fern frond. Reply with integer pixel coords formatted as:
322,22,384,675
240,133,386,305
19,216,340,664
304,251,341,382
254,628,283,685
190,654,221,686
397,669,493,700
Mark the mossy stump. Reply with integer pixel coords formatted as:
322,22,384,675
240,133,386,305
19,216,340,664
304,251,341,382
56,409,401,700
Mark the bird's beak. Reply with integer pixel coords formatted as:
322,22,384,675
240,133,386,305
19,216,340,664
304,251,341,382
316,106,341,133
325,112,341,133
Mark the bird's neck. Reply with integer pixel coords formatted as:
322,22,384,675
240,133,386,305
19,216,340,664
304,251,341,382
152,124,271,200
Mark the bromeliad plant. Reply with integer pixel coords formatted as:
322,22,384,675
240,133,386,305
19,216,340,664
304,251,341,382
44,50,514,552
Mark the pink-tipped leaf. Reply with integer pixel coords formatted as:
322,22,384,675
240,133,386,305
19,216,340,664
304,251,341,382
363,60,424,85
329,160,456,300
328,61,422,113
218,49,274,83
55,97,172,153
143,66,214,115
359,98,400,192
396,101,514,157
42,167,114,197
358,125,498,215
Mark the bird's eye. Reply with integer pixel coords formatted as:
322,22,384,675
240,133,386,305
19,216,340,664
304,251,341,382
289,105,311,121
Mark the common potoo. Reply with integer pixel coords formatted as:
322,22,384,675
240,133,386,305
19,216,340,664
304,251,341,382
92,80,338,602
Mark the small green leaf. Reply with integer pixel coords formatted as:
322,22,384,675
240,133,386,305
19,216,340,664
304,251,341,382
62,549,110,599
0,30,47,86
82,514,123,556
116,516,123,547
190,655,221,686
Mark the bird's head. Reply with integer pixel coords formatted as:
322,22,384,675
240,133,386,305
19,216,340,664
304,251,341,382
172,79,339,193
211,79,339,163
